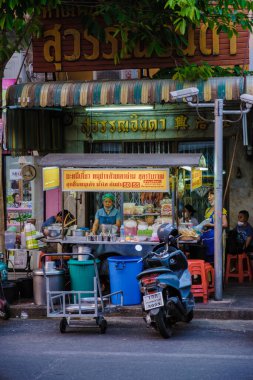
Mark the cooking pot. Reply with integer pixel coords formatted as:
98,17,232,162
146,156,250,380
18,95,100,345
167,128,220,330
48,225,68,238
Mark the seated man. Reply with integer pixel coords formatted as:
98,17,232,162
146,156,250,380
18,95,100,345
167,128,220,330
227,210,253,254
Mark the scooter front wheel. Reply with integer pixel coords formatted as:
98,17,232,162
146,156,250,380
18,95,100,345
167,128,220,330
155,308,172,339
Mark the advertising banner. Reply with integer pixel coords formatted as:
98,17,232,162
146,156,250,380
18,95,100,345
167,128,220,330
43,167,60,190
191,168,202,191
62,168,169,192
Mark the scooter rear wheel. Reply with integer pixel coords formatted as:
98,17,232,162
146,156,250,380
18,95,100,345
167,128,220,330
155,308,172,339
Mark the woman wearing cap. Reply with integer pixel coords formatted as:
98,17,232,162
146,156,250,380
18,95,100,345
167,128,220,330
183,204,199,226
92,193,121,235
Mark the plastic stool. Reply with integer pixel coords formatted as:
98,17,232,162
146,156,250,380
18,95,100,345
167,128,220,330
188,260,208,303
225,252,252,284
204,262,215,297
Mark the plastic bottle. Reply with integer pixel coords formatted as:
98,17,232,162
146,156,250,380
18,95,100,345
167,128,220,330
120,225,125,239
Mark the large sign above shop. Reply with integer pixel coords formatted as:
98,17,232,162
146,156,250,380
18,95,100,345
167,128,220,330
62,168,169,192
32,6,248,72
78,110,211,141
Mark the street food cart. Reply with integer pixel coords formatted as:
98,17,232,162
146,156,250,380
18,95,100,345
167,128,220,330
39,153,206,257
37,153,205,332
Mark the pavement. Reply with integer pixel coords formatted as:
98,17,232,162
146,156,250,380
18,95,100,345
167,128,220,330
7,282,253,321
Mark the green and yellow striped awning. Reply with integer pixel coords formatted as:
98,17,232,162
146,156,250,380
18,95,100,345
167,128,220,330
6,76,249,109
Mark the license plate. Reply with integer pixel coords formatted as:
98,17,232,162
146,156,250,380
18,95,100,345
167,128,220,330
143,292,164,311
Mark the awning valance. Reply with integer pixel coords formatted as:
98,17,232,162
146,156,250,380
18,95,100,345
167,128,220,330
6,76,247,109
38,153,205,168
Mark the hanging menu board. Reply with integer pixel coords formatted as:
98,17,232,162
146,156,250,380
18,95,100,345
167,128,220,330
62,168,169,192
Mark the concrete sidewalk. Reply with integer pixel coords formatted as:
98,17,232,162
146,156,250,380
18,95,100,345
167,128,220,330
8,283,253,320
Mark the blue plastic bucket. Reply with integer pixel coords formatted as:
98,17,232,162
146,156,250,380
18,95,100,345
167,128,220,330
107,256,143,305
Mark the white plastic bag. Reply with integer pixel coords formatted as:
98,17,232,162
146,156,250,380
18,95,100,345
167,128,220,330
194,218,211,234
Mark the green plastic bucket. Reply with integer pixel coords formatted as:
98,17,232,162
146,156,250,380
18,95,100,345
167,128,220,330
68,259,100,298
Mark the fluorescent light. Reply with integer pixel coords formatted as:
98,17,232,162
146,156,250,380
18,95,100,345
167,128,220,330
181,166,208,171
85,105,154,112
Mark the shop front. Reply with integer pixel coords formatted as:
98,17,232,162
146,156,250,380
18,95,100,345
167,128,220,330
5,76,250,230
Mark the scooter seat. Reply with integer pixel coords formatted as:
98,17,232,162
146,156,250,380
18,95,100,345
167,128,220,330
137,267,172,279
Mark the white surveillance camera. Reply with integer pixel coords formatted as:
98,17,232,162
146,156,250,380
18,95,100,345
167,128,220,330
240,93,253,106
170,87,199,101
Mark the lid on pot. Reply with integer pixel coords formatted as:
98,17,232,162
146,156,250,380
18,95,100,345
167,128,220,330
33,269,65,276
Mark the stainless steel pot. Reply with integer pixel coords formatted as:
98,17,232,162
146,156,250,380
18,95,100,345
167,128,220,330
47,226,68,238
33,269,65,305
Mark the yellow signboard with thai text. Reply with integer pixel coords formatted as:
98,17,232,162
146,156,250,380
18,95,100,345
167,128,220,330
62,169,169,192
43,167,60,191
191,168,202,191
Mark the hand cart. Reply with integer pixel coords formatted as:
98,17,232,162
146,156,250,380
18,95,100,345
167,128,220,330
41,252,123,334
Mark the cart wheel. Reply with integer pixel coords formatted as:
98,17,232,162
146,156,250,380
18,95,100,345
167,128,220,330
99,319,107,334
60,318,68,333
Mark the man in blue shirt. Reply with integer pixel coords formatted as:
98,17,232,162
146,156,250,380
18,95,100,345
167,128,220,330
234,210,253,252
92,193,121,235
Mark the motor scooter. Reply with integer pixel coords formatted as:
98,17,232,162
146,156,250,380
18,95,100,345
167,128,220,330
137,224,194,339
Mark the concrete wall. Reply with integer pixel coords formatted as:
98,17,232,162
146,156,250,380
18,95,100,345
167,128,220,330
228,133,253,227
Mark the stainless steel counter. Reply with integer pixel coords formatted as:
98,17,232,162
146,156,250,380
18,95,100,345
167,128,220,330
45,237,158,256
46,237,158,245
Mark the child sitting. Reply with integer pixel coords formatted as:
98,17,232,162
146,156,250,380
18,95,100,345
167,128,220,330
226,210,253,255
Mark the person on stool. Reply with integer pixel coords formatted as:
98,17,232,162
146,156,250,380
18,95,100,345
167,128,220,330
233,210,253,253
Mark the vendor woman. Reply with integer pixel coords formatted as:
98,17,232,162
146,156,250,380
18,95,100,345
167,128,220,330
92,193,121,235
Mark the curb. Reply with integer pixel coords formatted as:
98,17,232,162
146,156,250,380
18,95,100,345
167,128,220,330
9,303,253,321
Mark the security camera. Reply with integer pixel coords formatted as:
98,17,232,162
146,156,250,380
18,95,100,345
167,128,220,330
240,93,253,107
170,87,199,101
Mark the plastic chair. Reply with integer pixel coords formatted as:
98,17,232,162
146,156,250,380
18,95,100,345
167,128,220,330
225,252,252,284
187,260,208,303
204,262,215,297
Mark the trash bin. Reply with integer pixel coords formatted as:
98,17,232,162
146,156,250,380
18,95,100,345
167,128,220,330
107,256,143,305
68,259,100,298
33,269,65,305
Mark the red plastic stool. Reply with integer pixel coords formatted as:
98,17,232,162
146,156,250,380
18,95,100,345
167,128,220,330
204,262,215,297
225,252,252,284
188,260,208,303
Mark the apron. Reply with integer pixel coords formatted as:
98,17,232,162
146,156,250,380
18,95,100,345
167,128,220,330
99,210,117,225
98,208,117,233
